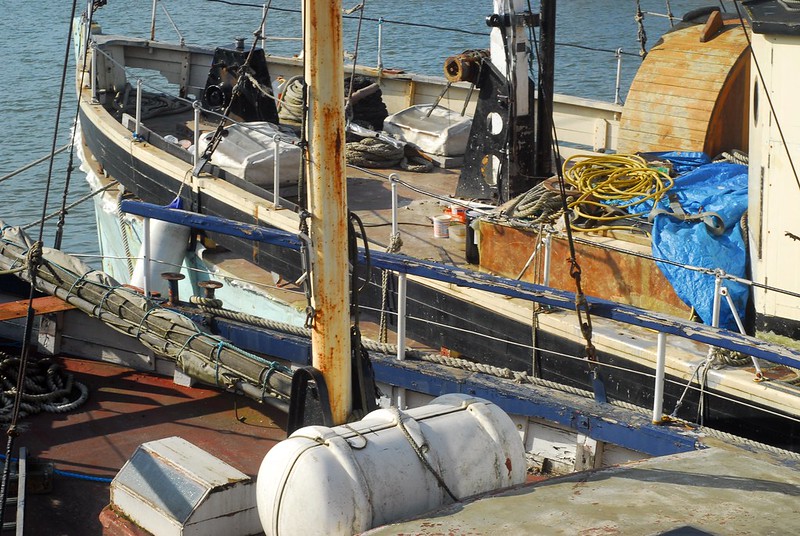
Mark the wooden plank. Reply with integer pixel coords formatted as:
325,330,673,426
0,296,76,322
627,73,729,94
623,97,715,117
617,20,747,155
619,116,708,139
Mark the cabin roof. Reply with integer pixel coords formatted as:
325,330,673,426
744,0,800,35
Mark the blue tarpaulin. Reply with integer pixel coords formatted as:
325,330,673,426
630,161,749,331
640,151,712,175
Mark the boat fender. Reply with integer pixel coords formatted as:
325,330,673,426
682,6,720,23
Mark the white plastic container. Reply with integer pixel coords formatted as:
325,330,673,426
383,105,472,156
433,214,451,238
196,122,302,186
256,394,525,536
130,217,190,297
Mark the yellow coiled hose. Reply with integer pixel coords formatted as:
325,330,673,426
562,153,674,232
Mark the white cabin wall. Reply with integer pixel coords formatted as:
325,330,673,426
748,32,800,322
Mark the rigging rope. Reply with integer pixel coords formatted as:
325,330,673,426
635,0,648,58
0,145,71,185
0,0,83,525
378,232,403,343
529,14,604,401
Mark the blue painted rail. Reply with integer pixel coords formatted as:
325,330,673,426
120,200,800,370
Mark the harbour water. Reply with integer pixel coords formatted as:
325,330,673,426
0,0,714,261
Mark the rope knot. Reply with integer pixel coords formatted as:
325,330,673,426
26,241,44,276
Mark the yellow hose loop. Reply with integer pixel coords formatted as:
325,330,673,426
561,154,674,230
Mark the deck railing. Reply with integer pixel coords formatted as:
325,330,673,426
120,200,800,425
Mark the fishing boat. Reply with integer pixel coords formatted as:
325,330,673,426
1,0,800,534
72,0,800,448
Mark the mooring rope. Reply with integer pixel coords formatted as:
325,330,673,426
0,354,88,422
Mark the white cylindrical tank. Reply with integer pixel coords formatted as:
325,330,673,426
129,218,190,296
256,393,526,536
129,197,190,296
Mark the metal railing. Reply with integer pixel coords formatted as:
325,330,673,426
120,200,800,427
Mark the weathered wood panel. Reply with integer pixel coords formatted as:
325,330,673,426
617,20,749,156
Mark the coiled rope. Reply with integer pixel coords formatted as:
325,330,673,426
345,137,433,173
0,354,88,422
506,154,673,232
506,179,565,224
562,153,673,231
277,76,304,123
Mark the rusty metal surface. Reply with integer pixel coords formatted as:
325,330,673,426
305,0,352,424
478,222,691,317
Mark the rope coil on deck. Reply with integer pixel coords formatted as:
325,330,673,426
562,153,673,229
345,137,434,173
0,354,88,422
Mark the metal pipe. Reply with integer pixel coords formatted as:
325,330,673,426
376,17,384,70
722,287,764,378
273,134,282,209
15,447,26,536
390,175,399,234
390,175,407,408
304,0,351,425
235,380,290,413
90,43,97,103
193,102,200,167
149,0,158,41
721,286,746,335
535,0,556,177
261,3,268,46
82,1,92,69
142,217,151,298
135,79,143,139
711,271,723,328
652,332,667,423
542,232,553,287
614,48,623,105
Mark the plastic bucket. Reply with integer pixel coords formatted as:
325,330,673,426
449,223,466,243
449,205,467,223
433,214,451,238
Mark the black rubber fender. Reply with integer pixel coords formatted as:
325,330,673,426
682,6,721,23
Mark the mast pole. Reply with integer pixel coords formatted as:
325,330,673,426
535,0,556,177
304,0,352,424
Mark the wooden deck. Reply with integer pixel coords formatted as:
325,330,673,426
16,357,287,536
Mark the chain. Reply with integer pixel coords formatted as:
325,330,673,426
298,211,315,328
